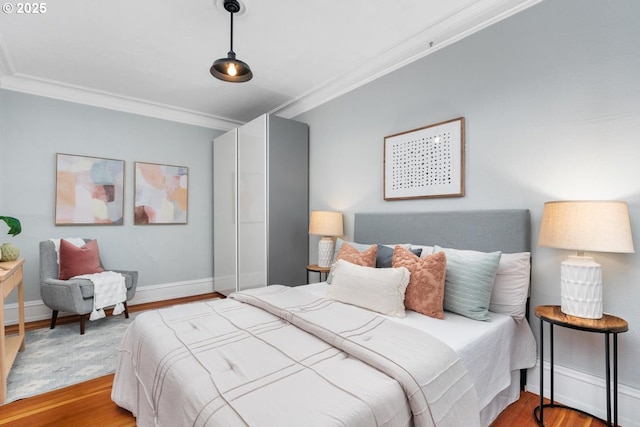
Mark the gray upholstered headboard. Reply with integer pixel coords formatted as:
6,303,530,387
354,209,531,253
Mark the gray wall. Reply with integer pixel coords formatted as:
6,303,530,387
0,90,223,302
297,0,640,391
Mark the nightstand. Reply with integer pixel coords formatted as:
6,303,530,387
306,264,330,283
534,305,628,427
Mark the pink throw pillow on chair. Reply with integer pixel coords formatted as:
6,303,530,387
58,239,104,280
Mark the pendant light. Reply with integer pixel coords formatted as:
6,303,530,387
210,0,253,82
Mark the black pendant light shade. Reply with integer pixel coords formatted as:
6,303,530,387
211,0,253,82
211,51,253,82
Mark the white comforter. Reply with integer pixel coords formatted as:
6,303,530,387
112,285,481,427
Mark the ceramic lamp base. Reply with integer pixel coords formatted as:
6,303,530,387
560,255,603,319
317,237,335,268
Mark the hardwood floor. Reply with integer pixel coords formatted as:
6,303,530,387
0,293,610,427
492,391,608,427
0,374,133,427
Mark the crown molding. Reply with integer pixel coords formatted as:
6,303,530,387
0,31,239,130
272,0,541,119
0,33,16,77
0,73,242,131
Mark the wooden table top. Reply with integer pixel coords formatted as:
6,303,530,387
0,258,24,278
535,305,628,334
307,264,331,272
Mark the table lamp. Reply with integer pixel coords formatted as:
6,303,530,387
309,211,343,267
538,201,634,319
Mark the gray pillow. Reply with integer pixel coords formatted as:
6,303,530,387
434,246,501,321
376,244,422,268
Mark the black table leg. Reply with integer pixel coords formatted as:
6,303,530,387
550,323,554,404
605,332,611,426
614,333,619,427
539,317,544,425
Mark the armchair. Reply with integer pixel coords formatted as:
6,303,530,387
39,239,138,334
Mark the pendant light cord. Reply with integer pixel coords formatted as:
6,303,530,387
229,11,234,53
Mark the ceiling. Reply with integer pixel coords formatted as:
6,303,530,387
0,0,539,131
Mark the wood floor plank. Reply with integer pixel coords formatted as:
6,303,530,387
0,374,134,427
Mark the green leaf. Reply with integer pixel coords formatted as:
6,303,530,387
0,216,21,237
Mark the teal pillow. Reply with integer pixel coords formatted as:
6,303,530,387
434,246,501,321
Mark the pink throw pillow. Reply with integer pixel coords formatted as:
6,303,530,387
336,243,377,267
392,245,446,319
58,239,104,280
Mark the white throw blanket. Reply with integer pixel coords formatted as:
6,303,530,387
74,271,127,320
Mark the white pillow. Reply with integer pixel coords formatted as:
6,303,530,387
328,260,410,317
489,252,531,321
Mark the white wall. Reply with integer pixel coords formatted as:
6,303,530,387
297,0,640,422
0,90,223,303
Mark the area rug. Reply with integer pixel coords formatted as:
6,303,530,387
5,312,138,403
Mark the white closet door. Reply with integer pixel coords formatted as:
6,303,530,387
237,116,267,290
213,130,238,295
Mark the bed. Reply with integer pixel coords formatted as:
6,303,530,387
112,209,536,427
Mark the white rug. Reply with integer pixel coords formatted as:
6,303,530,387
5,312,137,403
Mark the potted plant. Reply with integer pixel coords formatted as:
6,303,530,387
0,216,21,262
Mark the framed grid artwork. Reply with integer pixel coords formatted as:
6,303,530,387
55,153,125,225
134,162,188,224
384,117,465,201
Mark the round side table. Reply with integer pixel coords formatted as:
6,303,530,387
306,264,330,283
534,305,628,427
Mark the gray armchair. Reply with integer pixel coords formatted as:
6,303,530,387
39,240,138,334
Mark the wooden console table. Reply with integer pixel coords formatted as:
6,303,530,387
0,258,26,403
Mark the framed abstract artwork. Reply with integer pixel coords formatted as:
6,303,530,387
384,117,465,201
55,153,125,225
134,162,188,224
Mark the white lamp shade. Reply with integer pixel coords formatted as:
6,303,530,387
309,211,344,237
538,201,634,253
538,200,634,319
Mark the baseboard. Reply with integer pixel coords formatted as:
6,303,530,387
527,358,640,427
4,277,215,325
